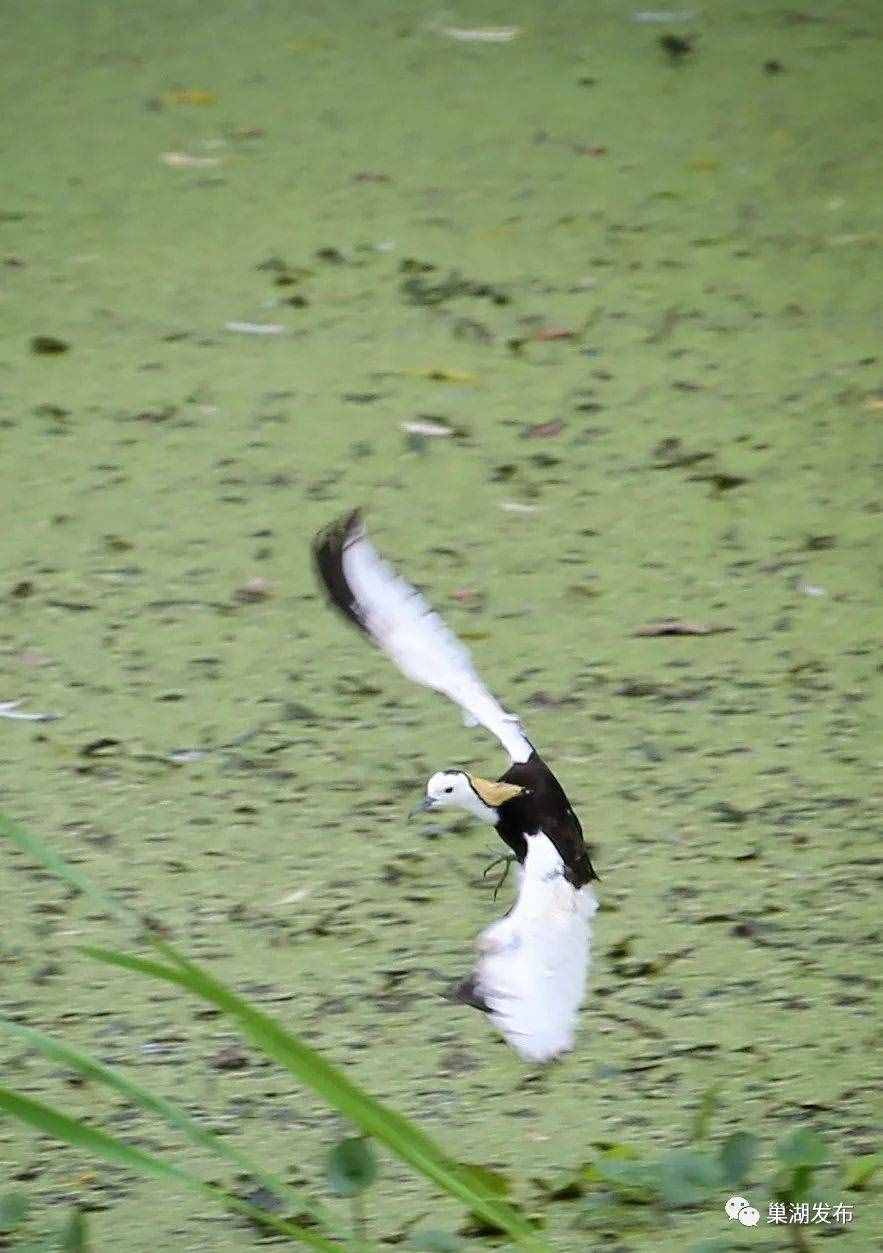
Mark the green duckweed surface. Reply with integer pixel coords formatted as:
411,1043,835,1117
1,1,880,1248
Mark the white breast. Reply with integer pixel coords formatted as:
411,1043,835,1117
472,833,597,1063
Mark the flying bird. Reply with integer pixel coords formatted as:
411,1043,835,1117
313,511,598,1062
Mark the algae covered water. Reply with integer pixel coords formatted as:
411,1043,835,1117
1,1,880,1247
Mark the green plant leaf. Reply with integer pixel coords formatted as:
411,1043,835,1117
576,1192,658,1233
454,1163,510,1198
687,1084,722,1143
0,1191,29,1232
719,1131,757,1186
655,1149,722,1208
409,1231,462,1251
0,1087,337,1251
328,1137,378,1197
59,1208,88,1253
842,1152,881,1191
0,1018,329,1232
586,1157,658,1204
2,817,546,1251
537,1172,584,1201
582,1142,642,1168
81,943,547,1250
778,1128,827,1169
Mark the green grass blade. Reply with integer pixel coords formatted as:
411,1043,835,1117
83,945,548,1250
0,1087,341,1250
3,817,546,1247
0,1019,335,1236
0,813,131,926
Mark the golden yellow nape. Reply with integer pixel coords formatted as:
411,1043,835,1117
468,776,525,807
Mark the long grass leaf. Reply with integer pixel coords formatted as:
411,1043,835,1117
0,813,131,926
83,945,547,1250
0,1019,335,1235
3,818,547,1248
0,1087,341,1250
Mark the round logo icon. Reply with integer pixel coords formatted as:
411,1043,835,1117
739,1206,760,1227
725,1196,751,1220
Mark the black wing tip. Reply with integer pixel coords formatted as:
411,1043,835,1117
312,508,368,633
447,976,491,1014
312,508,364,554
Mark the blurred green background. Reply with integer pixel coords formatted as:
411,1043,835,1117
1,1,880,1248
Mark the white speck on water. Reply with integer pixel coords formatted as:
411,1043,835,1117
225,321,285,335
499,501,543,514
432,23,521,42
631,10,696,22
401,420,453,437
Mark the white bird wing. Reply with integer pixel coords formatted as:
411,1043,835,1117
313,511,533,763
471,834,596,1063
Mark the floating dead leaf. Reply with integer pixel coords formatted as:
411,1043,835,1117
634,619,734,637
522,419,564,439
353,170,392,183
651,436,713,469
660,32,694,60
30,335,69,355
533,327,578,341
233,576,272,604
229,126,265,141
160,151,223,169
79,738,122,757
210,1045,249,1070
401,367,480,385
276,888,310,906
19,649,52,668
9,580,33,599
104,534,134,552
688,471,748,491
130,406,177,423
161,89,217,106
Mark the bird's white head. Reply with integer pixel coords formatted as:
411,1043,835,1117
411,770,526,825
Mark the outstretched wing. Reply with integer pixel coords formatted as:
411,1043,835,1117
469,834,596,1062
313,510,532,764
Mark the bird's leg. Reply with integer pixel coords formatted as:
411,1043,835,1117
482,852,516,901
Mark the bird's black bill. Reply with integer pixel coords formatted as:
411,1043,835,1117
408,797,437,819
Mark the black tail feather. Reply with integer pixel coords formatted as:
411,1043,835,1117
312,509,368,635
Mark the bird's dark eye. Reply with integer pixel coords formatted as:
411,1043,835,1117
444,786,453,794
